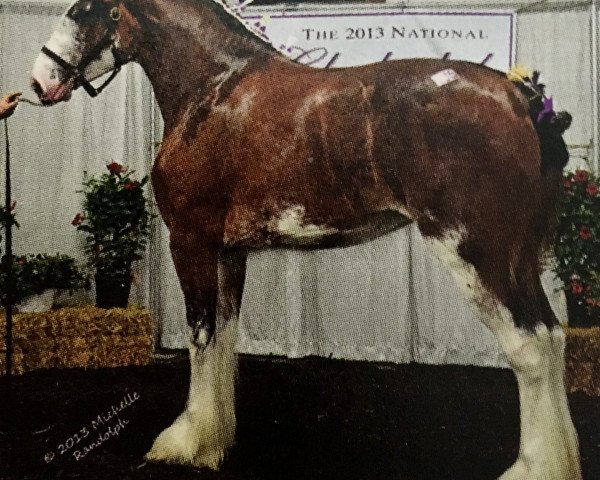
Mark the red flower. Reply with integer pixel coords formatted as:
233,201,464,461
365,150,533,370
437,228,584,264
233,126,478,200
574,170,589,183
123,181,138,191
106,162,126,176
571,282,584,295
586,297,595,306
587,183,599,197
579,226,592,240
72,213,85,226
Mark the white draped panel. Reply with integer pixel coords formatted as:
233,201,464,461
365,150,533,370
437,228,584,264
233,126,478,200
0,1,582,368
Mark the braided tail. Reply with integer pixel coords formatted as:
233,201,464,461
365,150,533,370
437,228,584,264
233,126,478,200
507,66,572,254
508,67,572,172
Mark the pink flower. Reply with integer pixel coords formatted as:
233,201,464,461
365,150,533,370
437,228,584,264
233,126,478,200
106,162,126,176
579,226,592,240
574,170,589,183
571,282,584,295
587,183,599,197
123,181,138,191
72,213,85,226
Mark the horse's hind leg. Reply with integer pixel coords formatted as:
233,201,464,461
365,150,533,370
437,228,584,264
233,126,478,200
424,232,581,480
146,248,246,470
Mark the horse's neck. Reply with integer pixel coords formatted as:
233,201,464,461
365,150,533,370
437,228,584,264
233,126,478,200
136,0,279,131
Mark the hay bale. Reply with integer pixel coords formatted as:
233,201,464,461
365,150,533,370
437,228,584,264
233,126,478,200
565,326,600,397
0,306,154,374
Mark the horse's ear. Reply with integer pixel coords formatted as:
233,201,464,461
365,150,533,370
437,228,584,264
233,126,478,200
68,0,94,20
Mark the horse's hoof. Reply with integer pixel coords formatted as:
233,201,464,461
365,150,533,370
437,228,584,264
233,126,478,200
498,459,582,480
144,417,225,471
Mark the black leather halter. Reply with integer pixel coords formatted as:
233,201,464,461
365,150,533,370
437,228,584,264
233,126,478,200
41,6,126,98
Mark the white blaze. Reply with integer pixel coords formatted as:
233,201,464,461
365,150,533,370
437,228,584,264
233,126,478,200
31,1,118,101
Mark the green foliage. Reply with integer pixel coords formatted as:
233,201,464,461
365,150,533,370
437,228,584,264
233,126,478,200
25,254,89,292
0,257,34,306
74,162,154,280
554,169,600,317
0,254,88,306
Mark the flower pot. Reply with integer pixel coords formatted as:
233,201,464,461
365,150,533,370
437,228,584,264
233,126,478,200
16,289,58,313
566,292,600,327
95,274,132,309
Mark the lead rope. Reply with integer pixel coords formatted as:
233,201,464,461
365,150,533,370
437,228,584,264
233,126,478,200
18,97,44,107
3,118,13,381
3,97,44,380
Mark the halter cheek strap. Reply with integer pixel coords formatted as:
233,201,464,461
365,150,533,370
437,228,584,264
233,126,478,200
41,7,126,98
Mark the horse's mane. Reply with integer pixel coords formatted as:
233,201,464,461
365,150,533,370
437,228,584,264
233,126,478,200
127,0,281,54
205,0,282,54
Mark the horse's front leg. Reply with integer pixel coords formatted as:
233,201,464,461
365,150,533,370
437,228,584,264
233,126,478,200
146,245,247,470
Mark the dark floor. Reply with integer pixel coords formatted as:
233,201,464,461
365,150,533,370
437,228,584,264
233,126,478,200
0,356,598,480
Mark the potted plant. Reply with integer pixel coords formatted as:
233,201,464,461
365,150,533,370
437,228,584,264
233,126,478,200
1,254,89,313
554,168,600,326
73,162,153,308
16,254,89,312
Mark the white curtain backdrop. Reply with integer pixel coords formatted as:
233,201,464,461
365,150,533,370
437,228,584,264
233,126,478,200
0,1,584,368
0,3,155,309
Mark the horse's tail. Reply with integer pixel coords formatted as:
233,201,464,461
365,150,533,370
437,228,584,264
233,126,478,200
533,108,572,174
508,68,572,254
533,109,571,251
508,69,572,173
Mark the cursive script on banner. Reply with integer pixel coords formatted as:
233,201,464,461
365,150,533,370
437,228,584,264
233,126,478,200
289,46,491,69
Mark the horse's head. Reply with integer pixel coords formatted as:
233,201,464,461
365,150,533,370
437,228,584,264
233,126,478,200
31,0,139,105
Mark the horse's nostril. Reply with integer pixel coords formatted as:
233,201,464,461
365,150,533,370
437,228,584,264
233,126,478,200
31,78,44,97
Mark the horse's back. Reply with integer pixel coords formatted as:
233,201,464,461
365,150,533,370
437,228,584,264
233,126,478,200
226,58,541,234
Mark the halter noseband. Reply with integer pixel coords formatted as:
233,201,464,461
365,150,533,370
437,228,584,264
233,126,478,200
41,6,126,98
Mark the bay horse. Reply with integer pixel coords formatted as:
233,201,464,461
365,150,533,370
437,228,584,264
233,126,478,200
31,1,581,478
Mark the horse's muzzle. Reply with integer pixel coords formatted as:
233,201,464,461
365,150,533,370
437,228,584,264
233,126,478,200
30,77,73,105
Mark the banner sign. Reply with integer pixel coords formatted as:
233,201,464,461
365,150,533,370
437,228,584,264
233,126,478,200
243,7,515,72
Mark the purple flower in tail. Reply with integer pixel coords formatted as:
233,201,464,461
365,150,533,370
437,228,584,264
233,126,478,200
537,96,555,124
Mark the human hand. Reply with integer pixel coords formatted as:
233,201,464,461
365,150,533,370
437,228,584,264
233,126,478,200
0,92,22,120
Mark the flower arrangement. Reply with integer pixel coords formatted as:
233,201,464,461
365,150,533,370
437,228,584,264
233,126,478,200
0,254,88,307
507,65,570,131
554,168,600,325
73,162,153,308
0,201,87,309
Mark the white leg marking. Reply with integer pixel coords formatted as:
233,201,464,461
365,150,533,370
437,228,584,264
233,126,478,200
425,230,581,480
145,320,238,470
498,325,581,480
